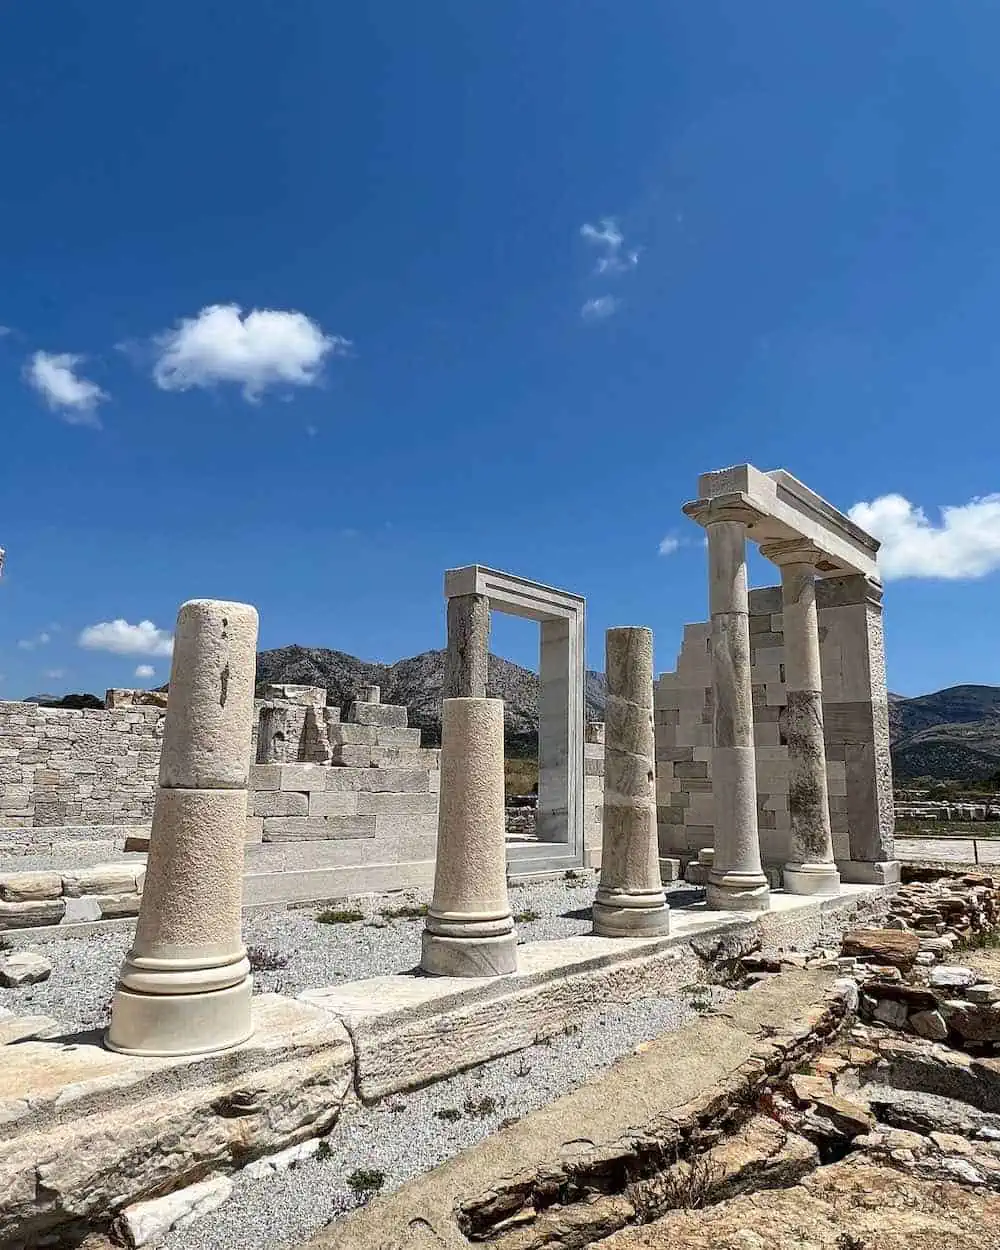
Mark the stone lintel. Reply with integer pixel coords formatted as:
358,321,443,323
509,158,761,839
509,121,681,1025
684,464,879,580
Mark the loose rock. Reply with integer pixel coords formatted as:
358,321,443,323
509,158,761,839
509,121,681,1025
0,951,52,988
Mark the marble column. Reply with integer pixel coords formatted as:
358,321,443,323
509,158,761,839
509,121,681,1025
107,599,259,1057
762,542,840,895
705,514,770,911
593,627,670,937
421,697,517,976
444,593,490,699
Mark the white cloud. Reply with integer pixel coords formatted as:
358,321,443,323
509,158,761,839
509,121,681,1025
849,493,1000,580
152,303,349,401
0,325,11,337
658,535,681,556
17,631,51,651
580,218,639,275
581,296,620,322
134,664,156,679
44,669,65,680
78,619,174,657
25,351,107,425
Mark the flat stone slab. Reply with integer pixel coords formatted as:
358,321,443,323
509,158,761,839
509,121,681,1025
302,884,887,1100
298,970,851,1250
0,995,353,1246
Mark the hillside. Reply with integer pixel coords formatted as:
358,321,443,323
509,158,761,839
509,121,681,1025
889,685,1000,781
255,645,607,754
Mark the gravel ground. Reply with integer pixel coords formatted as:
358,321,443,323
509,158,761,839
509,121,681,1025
162,982,731,1250
0,874,700,1034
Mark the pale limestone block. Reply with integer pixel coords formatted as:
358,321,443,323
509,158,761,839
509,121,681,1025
258,684,327,708
370,746,426,769
330,745,374,767
64,896,102,922
326,723,377,747
357,792,438,817
62,864,139,897
348,702,408,728
0,951,52,986
0,899,65,930
97,893,142,919
120,1175,234,1247
158,600,259,790
279,764,328,793
244,816,264,844
249,764,281,791
0,871,62,902
325,768,430,794
374,726,422,748
252,791,308,818
307,791,360,817
262,815,376,841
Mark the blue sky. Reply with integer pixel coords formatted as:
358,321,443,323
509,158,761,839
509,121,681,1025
3,1,1000,699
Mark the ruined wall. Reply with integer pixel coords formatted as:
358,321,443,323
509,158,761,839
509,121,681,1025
655,574,893,874
0,702,164,829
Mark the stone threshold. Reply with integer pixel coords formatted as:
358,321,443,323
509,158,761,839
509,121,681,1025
301,883,889,1100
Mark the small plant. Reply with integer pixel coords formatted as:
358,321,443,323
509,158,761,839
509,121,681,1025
514,908,540,924
463,1094,497,1119
681,983,714,1015
380,902,429,921
513,1056,533,1078
246,944,290,972
435,1107,462,1122
347,1168,386,1199
498,1115,519,1130
387,1100,406,1114
564,1022,580,1036
316,908,365,925
626,1153,723,1221
836,1235,867,1250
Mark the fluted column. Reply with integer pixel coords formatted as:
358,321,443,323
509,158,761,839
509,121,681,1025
107,599,258,1057
593,628,670,936
762,541,840,895
705,513,770,911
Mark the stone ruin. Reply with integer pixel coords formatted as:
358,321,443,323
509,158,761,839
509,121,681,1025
6,464,972,1250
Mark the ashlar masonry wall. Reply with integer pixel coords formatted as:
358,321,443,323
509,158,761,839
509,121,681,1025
655,574,893,878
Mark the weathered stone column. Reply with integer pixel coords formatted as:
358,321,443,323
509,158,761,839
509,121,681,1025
762,541,840,895
107,599,259,1057
421,697,517,976
705,513,770,911
593,628,670,937
444,593,490,699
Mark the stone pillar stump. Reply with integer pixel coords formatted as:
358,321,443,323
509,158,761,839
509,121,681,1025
593,627,670,937
421,697,517,977
107,599,258,1057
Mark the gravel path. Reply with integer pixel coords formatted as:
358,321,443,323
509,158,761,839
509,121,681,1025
0,875,699,1034
162,982,730,1250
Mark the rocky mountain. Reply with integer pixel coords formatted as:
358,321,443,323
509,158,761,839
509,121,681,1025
889,685,1000,781
255,645,607,754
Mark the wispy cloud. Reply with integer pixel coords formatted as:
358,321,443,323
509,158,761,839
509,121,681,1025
658,535,681,556
152,303,350,401
25,351,106,426
849,493,1000,580
134,664,156,679
17,631,51,651
78,619,174,657
44,669,65,680
580,218,639,275
581,296,620,322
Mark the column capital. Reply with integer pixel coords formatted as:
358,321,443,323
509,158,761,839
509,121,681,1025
758,538,825,568
683,494,762,530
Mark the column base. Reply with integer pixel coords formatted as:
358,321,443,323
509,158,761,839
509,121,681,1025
783,862,841,897
706,870,771,912
421,930,518,978
592,889,671,938
836,859,901,886
105,975,253,1058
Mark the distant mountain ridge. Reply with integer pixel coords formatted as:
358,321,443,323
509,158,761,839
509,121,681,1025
255,645,608,754
889,684,1000,781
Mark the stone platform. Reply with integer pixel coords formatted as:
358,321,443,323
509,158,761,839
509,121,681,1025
0,884,889,1246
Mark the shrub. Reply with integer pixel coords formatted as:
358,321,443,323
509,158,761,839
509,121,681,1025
316,908,365,925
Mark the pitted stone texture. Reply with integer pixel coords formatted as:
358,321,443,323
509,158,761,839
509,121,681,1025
444,593,490,699
158,600,259,790
422,698,516,977
594,628,669,938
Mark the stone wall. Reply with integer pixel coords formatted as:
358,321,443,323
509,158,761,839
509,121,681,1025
655,575,894,876
0,701,164,830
